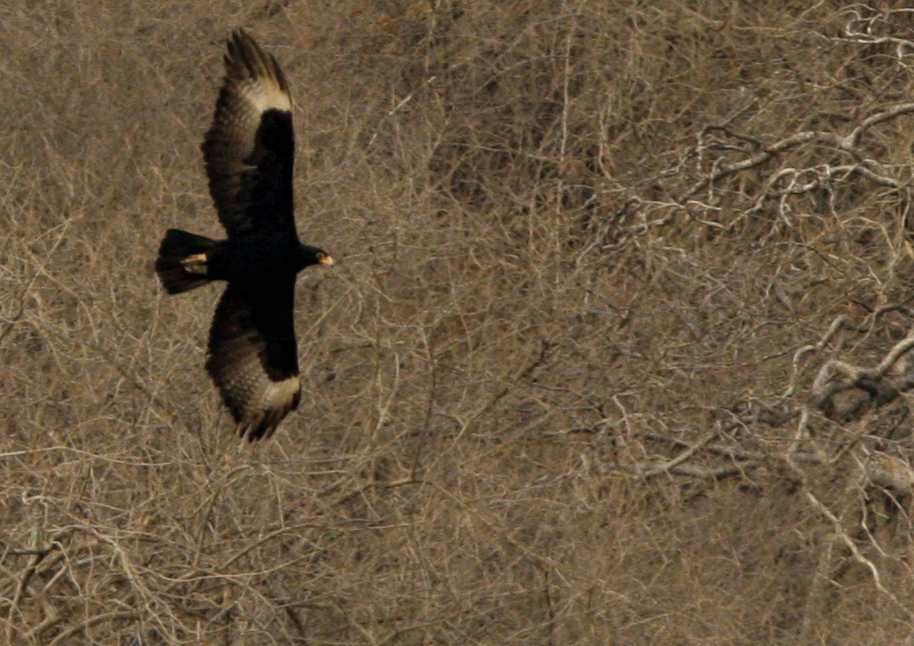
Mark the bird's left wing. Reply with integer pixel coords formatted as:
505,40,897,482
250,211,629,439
202,30,297,238
205,281,302,441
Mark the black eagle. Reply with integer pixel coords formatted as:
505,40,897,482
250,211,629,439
155,30,333,441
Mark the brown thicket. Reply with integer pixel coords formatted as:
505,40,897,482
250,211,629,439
4,1,914,643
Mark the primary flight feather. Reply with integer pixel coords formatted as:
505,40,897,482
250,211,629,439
155,30,334,441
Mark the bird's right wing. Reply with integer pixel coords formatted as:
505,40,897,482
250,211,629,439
201,30,297,238
205,282,301,441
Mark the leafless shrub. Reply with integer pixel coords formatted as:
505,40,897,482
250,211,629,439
5,1,914,643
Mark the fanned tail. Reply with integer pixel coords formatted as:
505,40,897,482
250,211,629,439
155,229,219,295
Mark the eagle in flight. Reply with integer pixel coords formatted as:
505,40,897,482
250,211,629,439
155,30,334,441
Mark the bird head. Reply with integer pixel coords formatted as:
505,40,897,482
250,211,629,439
298,244,334,269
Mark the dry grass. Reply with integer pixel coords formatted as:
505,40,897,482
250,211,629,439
4,1,914,643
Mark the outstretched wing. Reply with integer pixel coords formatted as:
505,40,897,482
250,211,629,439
202,30,296,238
206,281,302,441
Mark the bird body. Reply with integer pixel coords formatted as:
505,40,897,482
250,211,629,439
154,30,333,441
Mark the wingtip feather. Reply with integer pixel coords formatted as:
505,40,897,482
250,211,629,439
222,29,291,109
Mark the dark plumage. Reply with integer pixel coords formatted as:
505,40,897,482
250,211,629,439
155,30,334,441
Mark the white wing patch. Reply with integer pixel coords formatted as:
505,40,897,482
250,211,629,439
241,78,292,114
235,375,300,441
262,375,300,412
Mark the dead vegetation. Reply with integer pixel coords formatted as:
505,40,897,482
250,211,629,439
4,1,914,643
